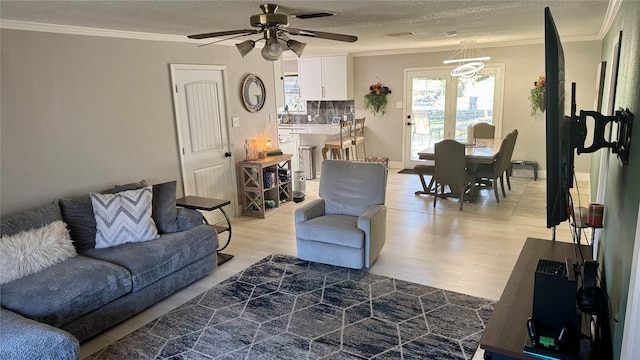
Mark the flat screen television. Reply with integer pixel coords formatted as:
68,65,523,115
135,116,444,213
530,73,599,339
544,7,575,229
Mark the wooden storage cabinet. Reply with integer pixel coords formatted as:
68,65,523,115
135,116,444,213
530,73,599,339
298,55,353,101
239,154,293,218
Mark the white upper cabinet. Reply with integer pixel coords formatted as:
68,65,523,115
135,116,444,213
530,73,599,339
298,55,353,101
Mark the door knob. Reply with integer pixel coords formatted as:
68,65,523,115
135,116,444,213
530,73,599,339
224,152,232,157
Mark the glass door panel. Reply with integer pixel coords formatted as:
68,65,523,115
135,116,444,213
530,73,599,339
408,75,446,161
454,75,496,143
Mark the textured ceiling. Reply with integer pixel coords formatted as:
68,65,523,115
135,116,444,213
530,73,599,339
0,1,613,56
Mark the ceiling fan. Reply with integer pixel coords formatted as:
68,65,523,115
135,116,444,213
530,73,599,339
187,3,358,61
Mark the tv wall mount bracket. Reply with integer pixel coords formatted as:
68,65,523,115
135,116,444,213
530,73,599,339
574,108,633,166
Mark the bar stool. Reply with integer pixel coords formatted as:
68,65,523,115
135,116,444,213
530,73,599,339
322,119,353,160
352,117,367,161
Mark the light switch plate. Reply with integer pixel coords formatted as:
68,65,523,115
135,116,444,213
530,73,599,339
396,101,403,109
232,117,240,127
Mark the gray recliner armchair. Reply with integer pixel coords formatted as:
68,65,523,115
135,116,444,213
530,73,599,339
295,160,387,269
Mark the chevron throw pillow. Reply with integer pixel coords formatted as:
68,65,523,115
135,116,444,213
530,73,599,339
90,186,159,249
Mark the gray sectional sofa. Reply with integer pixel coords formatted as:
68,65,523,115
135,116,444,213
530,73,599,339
0,181,218,359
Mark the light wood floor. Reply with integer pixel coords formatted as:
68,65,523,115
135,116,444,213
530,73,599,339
80,169,590,358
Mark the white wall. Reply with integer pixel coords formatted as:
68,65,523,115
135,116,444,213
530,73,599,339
0,29,279,215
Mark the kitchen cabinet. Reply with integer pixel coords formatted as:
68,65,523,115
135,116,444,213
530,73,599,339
299,55,353,101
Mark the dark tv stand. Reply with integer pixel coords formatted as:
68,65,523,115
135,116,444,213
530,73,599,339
480,238,591,359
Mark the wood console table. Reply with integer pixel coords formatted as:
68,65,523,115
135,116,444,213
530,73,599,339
239,154,293,218
175,196,233,265
480,238,591,359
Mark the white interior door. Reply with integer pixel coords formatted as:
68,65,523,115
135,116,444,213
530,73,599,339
170,64,236,224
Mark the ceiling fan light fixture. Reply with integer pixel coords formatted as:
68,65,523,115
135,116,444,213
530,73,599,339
261,37,283,61
236,40,256,57
286,39,306,57
187,4,358,61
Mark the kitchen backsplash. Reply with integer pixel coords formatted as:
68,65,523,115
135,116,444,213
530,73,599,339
280,100,355,125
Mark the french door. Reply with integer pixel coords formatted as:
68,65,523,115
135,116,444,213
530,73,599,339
404,65,503,168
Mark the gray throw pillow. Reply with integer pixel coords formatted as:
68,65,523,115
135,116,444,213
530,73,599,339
1,200,62,237
59,196,97,252
111,179,148,194
152,181,179,233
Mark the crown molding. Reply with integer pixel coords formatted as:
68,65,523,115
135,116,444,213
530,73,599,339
599,0,622,38
352,35,603,58
0,19,212,45
1,18,604,58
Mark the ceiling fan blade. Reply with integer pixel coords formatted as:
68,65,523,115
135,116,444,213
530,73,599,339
188,29,259,40
286,28,358,43
198,33,261,48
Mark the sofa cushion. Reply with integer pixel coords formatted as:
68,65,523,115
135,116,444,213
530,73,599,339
296,215,364,249
82,224,216,291
90,186,159,249
0,255,132,328
151,181,179,234
0,221,77,284
0,308,79,360
1,200,62,237
59,195,97,252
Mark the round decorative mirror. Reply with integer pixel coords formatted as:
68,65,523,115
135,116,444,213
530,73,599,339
242,74,266,112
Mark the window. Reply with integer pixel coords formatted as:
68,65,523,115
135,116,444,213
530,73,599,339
284,75,306,112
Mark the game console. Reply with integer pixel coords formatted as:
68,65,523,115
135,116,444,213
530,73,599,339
524,258,582,359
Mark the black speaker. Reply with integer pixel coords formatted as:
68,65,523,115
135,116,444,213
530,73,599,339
577,260,606,315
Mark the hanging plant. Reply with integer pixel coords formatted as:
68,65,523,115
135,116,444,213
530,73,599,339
364,82,392,116
529,75,546,117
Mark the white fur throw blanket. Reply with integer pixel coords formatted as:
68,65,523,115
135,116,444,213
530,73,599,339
0,221,77,284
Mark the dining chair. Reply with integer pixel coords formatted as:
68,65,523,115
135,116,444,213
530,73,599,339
475,133,512,203
413,114,434,146
433,139,476,211
503,129,519,191
414,161,435,195
322,119,353,160
352,117,367,161
473,122,496,140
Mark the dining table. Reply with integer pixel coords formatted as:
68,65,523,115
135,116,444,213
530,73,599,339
416,138,503,202
417,138,502,165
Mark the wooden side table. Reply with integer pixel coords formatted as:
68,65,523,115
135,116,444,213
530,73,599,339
175,196,233,265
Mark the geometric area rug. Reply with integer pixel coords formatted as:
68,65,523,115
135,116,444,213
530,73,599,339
88,254,495,360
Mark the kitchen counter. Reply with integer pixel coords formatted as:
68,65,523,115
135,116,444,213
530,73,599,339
279,124,343,136
278,123,365,176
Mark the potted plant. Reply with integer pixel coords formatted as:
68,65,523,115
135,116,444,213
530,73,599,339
364,82,392,116
529,75,546,116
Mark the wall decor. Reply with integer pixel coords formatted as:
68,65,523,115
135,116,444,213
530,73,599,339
242,74,266,112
